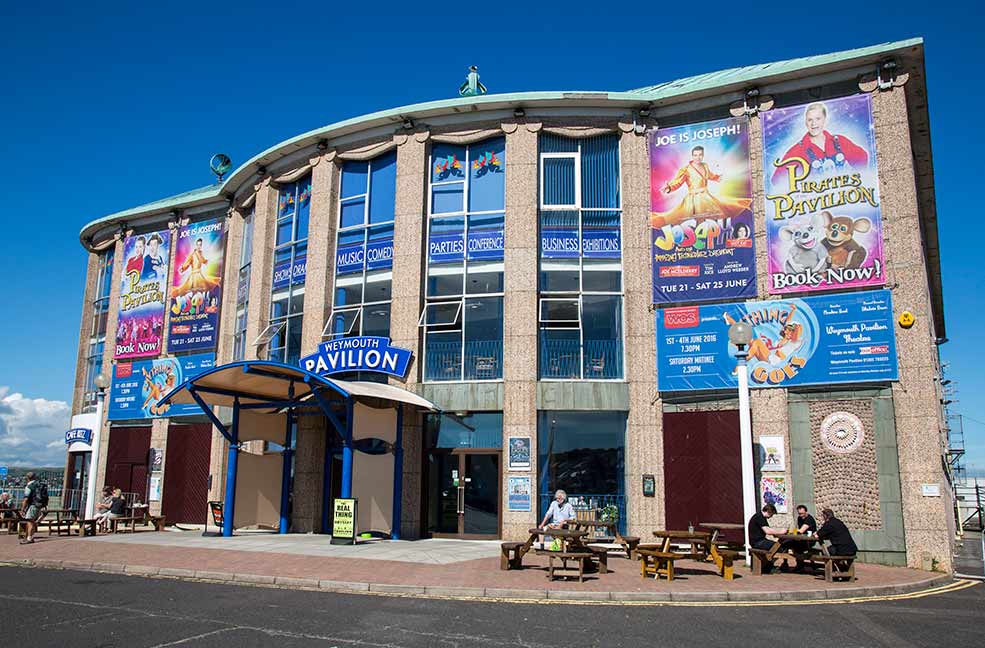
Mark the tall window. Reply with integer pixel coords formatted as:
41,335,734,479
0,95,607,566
259,176,310,364
83,249,114,412
232,207,255,362
420,138,505,382
538,134,623,380
327,151,396,342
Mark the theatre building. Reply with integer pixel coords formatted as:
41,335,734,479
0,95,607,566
67,38,956,570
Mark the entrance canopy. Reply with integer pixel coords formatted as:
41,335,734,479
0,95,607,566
158,360,437,539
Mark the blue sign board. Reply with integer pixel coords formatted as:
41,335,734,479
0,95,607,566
109,353,215,420
335,240,394,275
541,228,621,259
300,336,412,378
64,428,93,446
272,255,307,289
656,289,898,392
428,230,504,264
428,233,466,264
365,239,394,270
0,466,7,480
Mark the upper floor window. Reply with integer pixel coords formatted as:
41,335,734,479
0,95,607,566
538,133,623,380
259,176,310,364
83,250,115,412
327,151,396,341
421,138,505,382
232,207,255,362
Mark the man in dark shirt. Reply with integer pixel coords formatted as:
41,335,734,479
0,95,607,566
748,503,787,551
780,504,819,570
817,508,858,556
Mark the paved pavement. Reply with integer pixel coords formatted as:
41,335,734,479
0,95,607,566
0,566,980,647
954,530,984,579
0,530,948,602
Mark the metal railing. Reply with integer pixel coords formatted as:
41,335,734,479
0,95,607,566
1,487,142,516
424,340,503,381
539,492,626,535
539,338,622,380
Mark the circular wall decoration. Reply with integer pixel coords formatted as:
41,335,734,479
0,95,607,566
820,412,865,454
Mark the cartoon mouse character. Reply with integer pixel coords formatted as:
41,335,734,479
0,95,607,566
780,217,828,274
821,211,870,269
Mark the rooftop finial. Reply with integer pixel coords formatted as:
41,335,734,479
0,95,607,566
459,65,487,97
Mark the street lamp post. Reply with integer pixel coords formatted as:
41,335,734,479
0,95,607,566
728,321,756,567
84,374,110,520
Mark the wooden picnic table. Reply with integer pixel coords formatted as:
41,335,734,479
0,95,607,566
40,508,78,536
570,519,640,559
698,522,744,546
639,530,741,581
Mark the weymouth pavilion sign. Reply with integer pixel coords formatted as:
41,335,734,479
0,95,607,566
300,336,413,378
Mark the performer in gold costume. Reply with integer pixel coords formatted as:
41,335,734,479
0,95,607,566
171,238,221,298
650,146,752,228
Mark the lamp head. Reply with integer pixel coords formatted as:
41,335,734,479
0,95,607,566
727,320,754,348
94,373,110,391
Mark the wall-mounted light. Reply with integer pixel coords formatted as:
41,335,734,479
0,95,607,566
256,165,266,177
317,139,328,151
935,337,949,345
402,119,414,130
513,107,525,118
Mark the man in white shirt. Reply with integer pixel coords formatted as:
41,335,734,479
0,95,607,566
538,489,575,549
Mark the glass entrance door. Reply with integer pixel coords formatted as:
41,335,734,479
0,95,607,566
427,451,501,539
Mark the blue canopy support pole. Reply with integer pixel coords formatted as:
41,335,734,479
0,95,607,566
340,398,354,499
222,397,241,537
391,405,404,540
322,431,333,534
279,386,295,534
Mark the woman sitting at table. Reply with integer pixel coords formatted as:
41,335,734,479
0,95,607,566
94,487,114,532
538,489,576,549
101,489,127,531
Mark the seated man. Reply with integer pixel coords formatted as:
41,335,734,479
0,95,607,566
538,489,575,549
747,503,787,572
816,507,858,557
780,504,818,570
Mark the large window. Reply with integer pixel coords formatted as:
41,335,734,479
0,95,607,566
326,152,396,342
83,249,114,412
537,410,626,531
259,176,310,364
232,207,255,362
421,138,505,382
538,134,623,380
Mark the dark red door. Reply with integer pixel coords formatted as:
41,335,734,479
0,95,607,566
105,425,152,501
161,424,213,524
663,411,744,542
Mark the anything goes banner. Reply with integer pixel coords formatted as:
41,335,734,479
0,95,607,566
108,353,214,420
656,289,898,392
763,94,885,293
649,117,756,303
116,229,170,359
168,218,226,352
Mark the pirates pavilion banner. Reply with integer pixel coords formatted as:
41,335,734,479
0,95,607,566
108,352,214,420
649,117,756,303
763,94,885,293
115,229,171,359
656,289,898,392
168,218,226,352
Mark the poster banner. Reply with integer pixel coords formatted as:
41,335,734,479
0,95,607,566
508,476,532,512
272,254,306,289
649,117,756,303
108,353,214,420
763,94,885,293
168,218,226,352
508,437,531,471
540,227,621,259
758,435,786,472
761,475,788,513
656,289,898,392
116,230,170,358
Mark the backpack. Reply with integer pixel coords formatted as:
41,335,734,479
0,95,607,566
28,481,49,508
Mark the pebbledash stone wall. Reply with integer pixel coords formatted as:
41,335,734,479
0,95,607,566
809,399,882,530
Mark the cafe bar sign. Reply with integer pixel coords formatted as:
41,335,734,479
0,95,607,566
300,336,412,378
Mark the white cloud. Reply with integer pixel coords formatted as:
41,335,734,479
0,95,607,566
0,387,72,467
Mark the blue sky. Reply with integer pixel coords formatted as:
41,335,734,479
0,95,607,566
0,2,982,470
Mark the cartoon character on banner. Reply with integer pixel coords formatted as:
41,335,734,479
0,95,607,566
141,364,177,416
821,211,870,270
726,301,819,386
779,214,828,275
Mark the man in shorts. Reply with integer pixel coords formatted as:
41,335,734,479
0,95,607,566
20,472,44,544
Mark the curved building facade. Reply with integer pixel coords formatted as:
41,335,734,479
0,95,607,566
66,38,954,569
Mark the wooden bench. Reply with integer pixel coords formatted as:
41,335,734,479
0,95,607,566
638,548,679,581
546,552,590,582
813,555,856,582
588,545,609,574
148,515,166,532
501,541,526,570
77,519,98,537
109,517,141,534
621,535,640,560
749,548,773,575
714,549,741,580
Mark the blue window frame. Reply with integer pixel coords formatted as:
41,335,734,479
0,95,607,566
421,138,506,382
328,151,396,342
83,249,115,412
538,133,623,380
261,176,310,365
